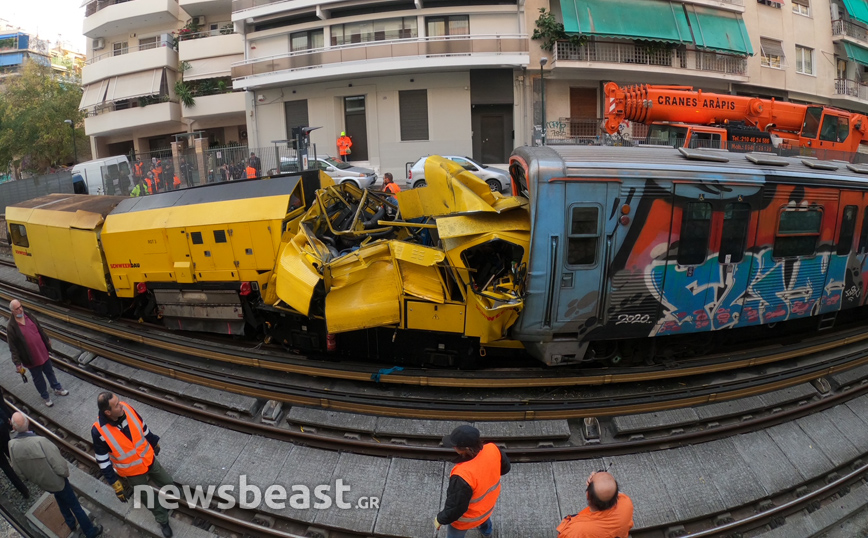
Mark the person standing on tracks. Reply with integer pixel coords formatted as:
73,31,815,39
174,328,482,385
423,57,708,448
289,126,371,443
0,387,29,498
555,470,634,538
435,425,510,537
92,392,174,538
337,131,352,162
9,412,103,537
7,300,68,407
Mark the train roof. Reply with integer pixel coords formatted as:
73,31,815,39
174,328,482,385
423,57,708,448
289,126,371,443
110,174,305,215
538,145,868,186
7,193,125,215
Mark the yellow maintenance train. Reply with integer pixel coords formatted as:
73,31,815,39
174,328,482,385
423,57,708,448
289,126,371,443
7,159,529,365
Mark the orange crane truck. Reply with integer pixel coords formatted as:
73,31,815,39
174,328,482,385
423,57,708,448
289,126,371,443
603,82,868,159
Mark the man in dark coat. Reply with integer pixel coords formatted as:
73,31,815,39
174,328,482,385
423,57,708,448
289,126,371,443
7,299,68,406
0,387,28,497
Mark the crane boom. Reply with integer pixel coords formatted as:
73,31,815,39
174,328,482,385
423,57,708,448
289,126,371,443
603,82,808,135
602,82,868,158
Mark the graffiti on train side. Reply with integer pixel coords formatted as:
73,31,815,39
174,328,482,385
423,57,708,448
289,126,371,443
646,248,862,336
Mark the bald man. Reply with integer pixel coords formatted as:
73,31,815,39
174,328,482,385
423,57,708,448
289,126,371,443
556,471,634,538
7,300,68,406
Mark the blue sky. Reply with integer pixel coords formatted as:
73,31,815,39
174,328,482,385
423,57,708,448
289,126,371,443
3,0,87,52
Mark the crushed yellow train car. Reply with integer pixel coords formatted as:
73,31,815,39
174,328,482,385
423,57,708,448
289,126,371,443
274,156,530,347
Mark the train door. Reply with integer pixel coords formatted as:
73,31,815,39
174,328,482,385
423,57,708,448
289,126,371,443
824,191,863,313
657,184,760,335
857,205,868,306
550,182,616,329
187,226,237,280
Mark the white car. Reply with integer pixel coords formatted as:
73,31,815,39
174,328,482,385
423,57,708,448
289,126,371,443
269,156,376,189
405,156,510,192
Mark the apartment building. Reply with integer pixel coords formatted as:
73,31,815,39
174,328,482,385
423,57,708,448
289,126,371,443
0,30,52,78
80,0,245,158
532,0,868,142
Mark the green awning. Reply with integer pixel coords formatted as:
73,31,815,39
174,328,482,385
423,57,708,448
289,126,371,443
844,42,868,67
843,0,868,27
559,0,693,44
685,5,753,56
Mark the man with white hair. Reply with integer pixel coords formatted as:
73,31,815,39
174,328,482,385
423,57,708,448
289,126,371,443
7,299,68,406
9,412,103,537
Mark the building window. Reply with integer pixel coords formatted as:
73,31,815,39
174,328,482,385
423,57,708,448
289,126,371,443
426,16,469,37
677,202,712,265
760,38,784,69
331,17,418,46
399,90,429,141
139,37,158,51
773,209,822,258
792,0,810,16
757,0,782,7
795,45,814,75
112,41,128,56
290,30,323,52
567,206,599,266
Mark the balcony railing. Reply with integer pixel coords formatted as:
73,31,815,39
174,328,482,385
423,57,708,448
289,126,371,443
86,40,173,65
835,78,868,100
85,95,177,117
85,0,134,17
553,40,747,76
232,0,284,11
832,19,868,43
232,34,527,79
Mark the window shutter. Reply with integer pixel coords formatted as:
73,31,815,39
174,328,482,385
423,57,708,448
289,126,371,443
399,89,429,141
284,100,310,138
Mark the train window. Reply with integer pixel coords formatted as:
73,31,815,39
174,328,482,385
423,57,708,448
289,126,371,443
214,230,227,243
567,206,599,265
718,203,751,264
9,224,28,248
677,202,712,265
859,207,868,253
773,209,822,258
836,205,858,255
190,232,203,245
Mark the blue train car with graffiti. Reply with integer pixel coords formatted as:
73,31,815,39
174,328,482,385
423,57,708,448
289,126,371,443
509,145,868,366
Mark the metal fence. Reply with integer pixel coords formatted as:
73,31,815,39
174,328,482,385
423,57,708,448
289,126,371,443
202,144,299,182
0,171,74,212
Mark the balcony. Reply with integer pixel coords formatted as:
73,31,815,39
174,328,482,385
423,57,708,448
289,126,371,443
831,78,868,113
232,35,528,88
83,0,180,39
180,0,232,16
552,40,748,80
85,100,182,136
182,91,245,120
83,44,177,85
832,19,868,46
179,32,243,61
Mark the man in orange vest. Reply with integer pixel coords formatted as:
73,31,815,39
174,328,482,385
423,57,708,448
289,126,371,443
383,172,401,195
337,131,352,162
92,392,174,538
435,425,510,537
556,470,634,538
246,161,257,178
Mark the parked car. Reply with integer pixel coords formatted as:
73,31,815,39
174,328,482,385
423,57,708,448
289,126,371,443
269,156,376,189
405,156,510,192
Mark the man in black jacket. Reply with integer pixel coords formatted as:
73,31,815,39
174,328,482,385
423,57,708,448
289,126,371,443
7,300,68,406
0,387,29,498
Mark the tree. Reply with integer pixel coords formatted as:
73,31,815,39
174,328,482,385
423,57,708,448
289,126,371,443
0,61,85,178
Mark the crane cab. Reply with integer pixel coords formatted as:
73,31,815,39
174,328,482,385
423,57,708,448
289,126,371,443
647,123,774,152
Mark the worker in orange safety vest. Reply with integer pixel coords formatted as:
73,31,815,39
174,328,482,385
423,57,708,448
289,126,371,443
383,172,401,195
92,393,175,538
435,425,510,537
337,131,352,162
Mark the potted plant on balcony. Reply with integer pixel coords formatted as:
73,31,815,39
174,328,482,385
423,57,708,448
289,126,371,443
176,19,202,42
531,8,585,53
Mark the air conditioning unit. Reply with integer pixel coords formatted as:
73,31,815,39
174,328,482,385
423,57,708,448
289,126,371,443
192,16,206,26
92,38,105,50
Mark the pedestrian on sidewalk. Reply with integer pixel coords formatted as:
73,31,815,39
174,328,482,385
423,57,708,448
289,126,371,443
555,470,633,538
435,425,510,537
0,387,29,498
92,392,174,538
9,412,103,537
337,131,352,162
7,300,68,407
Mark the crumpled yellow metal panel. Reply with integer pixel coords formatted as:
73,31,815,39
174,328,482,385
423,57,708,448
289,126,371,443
437,209,530,240
390,241,446,303
274,234,322,316
465,292,522,344
326,258,401,333
397,156,524,220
